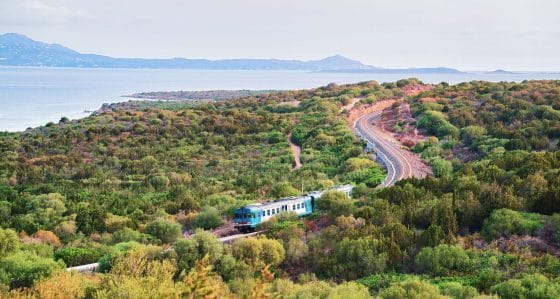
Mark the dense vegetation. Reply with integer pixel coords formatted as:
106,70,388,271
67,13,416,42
1,79,560,298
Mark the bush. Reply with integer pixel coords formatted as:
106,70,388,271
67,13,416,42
111,228,156,244
0,251,64,288
481,209,544,241
144,220,182,244
317,190,356,218
97,241,143,273
418,110,459,139
271,182,300,198
490,274,560,299
379,279,447,299
55,246,104,267
415,245,470,276
0,228,19,256
194,207,224,230
438,281,479,299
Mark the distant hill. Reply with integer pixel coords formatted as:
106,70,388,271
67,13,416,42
0,33,462,73
321,67,463,74
485,69,515,74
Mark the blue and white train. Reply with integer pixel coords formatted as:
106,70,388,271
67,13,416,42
233,185,353,232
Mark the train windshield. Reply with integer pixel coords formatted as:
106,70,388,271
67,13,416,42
235,211,255,219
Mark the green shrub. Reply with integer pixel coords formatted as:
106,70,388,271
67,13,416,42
0,228,19,256
144,220,182,244
194,206,224,230
490,274,560,299
0,251,64,288
438,282,478,299
379,279,447,299
55,246,103,267
415,245,470,276
481,209,544,241
111,227,156,244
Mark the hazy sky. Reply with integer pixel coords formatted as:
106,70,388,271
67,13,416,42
1,0,559,71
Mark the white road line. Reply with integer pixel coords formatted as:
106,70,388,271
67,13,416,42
353,113,398,187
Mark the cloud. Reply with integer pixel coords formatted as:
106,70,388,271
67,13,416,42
0,0,92,26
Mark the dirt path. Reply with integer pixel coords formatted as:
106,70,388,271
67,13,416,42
288,133,302,170
340,98,362,112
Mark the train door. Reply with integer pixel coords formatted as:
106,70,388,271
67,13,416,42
310,196,315,211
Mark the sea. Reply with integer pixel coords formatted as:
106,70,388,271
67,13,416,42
1,66,560,132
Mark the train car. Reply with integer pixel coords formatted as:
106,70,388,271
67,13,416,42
233,184,352,232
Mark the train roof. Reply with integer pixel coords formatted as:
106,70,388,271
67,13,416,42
237,184,353,211
246,195,310,210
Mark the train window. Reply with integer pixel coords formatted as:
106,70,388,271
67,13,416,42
292,204,296,210
267,210,270,216
277,208,280,213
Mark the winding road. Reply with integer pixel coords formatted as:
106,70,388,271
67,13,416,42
353,111,419,187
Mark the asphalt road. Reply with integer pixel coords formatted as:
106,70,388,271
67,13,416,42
353,112,415,187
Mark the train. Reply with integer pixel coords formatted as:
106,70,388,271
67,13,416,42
233,184,353,232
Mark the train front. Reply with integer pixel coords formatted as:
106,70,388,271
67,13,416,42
233,206,260,232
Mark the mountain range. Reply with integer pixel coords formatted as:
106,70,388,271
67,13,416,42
0,33,462,73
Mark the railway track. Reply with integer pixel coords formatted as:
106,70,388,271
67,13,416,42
66,231,262,273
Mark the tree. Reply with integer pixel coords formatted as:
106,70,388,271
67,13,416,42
415,245,469,276
420,224,445,248
430,158,453,178
438,282,479,299
174,229,224,273
144,219,182,244
317,191,356,218
490,274,560,299
0,251,64,288
29,193,67,231
32,271,87,299
0,228,19,256
431,197,458,244
32,230,61,248
182,256,227,298
96,249,180,298
522,171,548,211
194,206,224,230
271,182,300,198
285,238,308,266
75,203,107,235
232,237,285,270
331,237,388,280
379,279,448,299
481,209,543,241
55,246,103,267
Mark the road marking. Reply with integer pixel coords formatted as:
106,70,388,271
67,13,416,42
353,113,398,186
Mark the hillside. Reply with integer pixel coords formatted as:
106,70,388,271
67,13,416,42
1,80,560,298
0,33,461,73
0,33,368,70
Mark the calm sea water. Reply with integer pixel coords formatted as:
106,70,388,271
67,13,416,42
1,66,560,132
